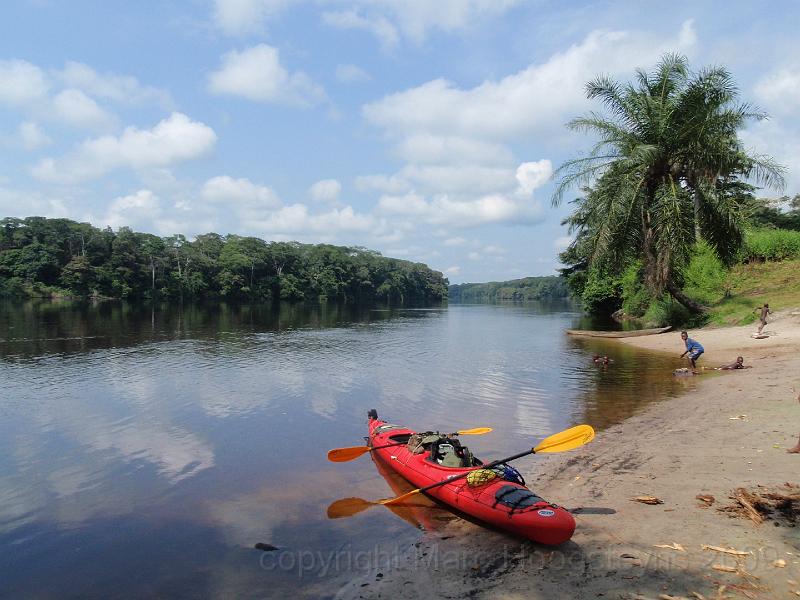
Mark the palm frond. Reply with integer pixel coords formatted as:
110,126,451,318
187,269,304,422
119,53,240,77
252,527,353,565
552,52,786,309
694,180,746,265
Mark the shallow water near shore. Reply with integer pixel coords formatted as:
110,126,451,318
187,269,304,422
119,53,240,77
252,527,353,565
0,299,695,599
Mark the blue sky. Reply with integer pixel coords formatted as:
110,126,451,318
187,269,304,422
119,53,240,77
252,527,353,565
1,1,799,283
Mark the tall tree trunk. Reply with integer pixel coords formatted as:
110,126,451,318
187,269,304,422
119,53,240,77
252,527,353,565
666,278,706,313
693,194,701,242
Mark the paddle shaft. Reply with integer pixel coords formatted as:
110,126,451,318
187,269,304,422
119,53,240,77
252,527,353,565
371,441,405,452
413,448,535,496
365,431,490,454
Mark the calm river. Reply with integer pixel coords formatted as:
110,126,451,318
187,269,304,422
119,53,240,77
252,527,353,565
0,300,691,598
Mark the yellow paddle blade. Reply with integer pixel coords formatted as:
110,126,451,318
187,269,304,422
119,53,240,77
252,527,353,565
456,427,493,435
326,497,374,518
379,488,422,506
327,446,371,462
534,424,595,453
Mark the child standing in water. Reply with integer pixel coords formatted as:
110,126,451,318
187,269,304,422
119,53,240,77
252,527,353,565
679,331,704,369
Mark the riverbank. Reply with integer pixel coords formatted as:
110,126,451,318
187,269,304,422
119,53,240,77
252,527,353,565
335,313,800,599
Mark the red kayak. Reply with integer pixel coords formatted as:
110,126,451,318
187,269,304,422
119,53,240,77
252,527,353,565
367,411,576,545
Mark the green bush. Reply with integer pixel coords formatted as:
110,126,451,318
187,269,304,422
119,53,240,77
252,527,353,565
642,296,693,327
0,276,27,297
744,229,800,261
682,242,726,305
580,266,622,314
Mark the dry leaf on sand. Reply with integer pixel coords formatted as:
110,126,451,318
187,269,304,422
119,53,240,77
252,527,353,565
632,495,663,505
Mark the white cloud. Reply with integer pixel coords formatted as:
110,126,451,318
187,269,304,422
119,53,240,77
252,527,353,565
194,175,386,241
309,178,341,202
444,265,461,276
322,1,521,47
335,63,370,83
356,21,696,239
322,10,400,50
377,191,543,228
56,61,172,108
363,21,696,141
18,121,52,150
0,58,172,133
0,186,68,218
99,189,163,230
208,44,325,107
360,0,522,44
201,175,281,207
255,204,378,236
357,161,518,197
483,244,506,255
754,67,800,114
31,112,217,184
396,134,512,165
52,89,117,130
213,0,297,35
515,160,553,195
397,164,516,195
468,251,481,260
0,59,49,105
443,237,466,246
213,0,521,44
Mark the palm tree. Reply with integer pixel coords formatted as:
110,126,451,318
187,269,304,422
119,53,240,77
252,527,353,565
553,54,784,313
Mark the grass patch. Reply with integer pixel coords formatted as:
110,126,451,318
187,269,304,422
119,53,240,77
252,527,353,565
706,258,800,325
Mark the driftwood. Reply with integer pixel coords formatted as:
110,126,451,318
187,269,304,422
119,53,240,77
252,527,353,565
719,484,799,525
565,326,672,338
733,488,764,525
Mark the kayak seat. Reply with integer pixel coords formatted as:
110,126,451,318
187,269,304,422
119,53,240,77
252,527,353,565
428,437,477,468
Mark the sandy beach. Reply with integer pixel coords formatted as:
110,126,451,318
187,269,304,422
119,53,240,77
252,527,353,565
336,312,800,600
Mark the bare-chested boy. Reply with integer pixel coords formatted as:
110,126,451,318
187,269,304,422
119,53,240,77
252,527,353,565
715,356,752,370
754,303,771,334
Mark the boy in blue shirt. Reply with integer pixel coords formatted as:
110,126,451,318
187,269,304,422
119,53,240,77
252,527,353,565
679,331,704,369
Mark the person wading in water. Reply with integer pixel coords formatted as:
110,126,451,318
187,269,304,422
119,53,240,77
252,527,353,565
679,331,704,369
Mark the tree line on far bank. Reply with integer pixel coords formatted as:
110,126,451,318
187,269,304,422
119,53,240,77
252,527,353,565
449,276,569,302
0,216,448,305
554,53,796,325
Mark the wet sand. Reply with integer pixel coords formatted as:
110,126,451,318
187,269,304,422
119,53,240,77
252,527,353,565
335,312,800,599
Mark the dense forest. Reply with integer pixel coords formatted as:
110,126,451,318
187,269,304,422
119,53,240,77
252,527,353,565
0,217,448,304
449,276,569,302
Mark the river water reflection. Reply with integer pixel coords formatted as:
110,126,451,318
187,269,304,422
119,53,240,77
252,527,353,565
0,300,692,598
